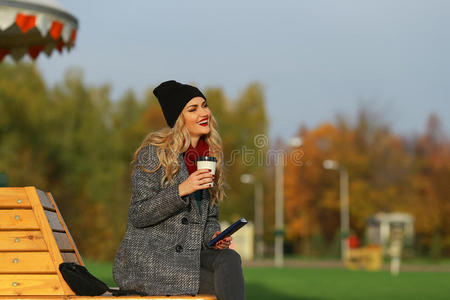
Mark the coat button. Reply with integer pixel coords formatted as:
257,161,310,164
181,217,188,225
175,245,183,253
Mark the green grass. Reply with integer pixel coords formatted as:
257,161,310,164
244,267,450,300
401,257,450,265
84,259,450,300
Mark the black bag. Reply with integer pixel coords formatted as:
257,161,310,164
59,262,146,297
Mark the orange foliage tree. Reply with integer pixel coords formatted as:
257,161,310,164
283,110,449,256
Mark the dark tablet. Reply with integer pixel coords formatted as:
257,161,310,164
208,217,248,247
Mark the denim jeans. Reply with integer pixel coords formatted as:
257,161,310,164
198,248,245,300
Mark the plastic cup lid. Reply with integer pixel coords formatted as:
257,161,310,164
197,156,217,162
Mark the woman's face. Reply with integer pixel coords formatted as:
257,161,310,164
181,96,211,138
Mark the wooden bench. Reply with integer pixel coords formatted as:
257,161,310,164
0,187,216,300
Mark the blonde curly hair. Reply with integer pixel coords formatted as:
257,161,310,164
131,113,225,207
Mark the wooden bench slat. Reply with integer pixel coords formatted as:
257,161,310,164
0,231,47,251
44,211,64,231
53,232,73,251
0,252,55,273
36,189,55,211
0,210,39,230
0,274,64,295
60,252,78,263
0,189,31,209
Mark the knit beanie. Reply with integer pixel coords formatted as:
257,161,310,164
153,80,206,128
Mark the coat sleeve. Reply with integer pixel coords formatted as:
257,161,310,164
129,145,189,228
202,201,221,248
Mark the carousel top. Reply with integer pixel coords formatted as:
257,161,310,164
0,0,78,62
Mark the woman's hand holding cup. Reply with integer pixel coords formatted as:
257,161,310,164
197,156,217,188
179,169,214,197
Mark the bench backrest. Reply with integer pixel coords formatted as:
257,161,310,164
0,186,82,296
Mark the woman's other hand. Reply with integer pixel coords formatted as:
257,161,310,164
179,169,214,197
211,231,232,250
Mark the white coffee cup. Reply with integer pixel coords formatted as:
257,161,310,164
197,156,217,187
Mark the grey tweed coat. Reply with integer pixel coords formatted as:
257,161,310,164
113,144,220,296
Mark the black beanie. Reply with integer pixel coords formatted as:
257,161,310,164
153,80,206,128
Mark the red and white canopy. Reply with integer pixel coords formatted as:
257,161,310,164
0,0,78,62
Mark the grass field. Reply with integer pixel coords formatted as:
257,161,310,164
85,260,450,300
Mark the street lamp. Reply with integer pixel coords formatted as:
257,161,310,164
240,174,264,259
323,159,350,261
274,137,302,267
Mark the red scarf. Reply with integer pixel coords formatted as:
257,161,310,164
183,137,210,174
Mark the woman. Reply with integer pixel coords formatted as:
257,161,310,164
113,80,245,300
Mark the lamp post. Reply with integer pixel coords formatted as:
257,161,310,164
323,159,350,261
240,174,264,259
274,137,302,267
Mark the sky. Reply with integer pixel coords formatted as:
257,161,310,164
36,0,450,141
